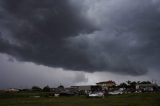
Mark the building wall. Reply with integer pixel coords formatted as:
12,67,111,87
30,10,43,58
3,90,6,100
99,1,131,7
97,83,116,90
78,86,91,91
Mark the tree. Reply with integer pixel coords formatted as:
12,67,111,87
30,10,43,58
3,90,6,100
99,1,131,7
130,81,137,89
126,80,131,85
32,86,42,91
119,82,128,89
140,81,151,84
58,85,64,89
43,85,51,92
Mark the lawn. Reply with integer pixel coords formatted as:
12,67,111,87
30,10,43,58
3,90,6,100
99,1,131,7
0,92,160,106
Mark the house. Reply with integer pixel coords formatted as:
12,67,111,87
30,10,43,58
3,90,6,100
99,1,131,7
96,80,116,90
6,88,19,92
136,84,158,92
71,85,102,94
78,85,91,92
53,85,77,96
54,85,65,93
71,85,92,94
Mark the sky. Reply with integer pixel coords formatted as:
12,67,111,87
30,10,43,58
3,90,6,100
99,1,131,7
0,0,160,89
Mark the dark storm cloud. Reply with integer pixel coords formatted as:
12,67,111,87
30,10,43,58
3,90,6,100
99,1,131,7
0,0,95,71
67,0,160,75
0,0,160,76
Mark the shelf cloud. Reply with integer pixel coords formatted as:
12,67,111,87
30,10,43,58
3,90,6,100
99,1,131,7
0,0,160,76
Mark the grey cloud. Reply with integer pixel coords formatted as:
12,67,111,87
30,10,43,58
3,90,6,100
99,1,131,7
0,53,88,88
0,0,160,76
0,0,95,71
67,0,160,75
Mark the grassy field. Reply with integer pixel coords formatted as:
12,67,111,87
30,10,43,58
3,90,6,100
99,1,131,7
0,92,160,106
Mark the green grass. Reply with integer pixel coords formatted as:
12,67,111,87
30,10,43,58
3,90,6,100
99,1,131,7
0,92,160,106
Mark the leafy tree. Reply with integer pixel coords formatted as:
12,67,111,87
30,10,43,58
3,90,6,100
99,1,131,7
43,85,51,92
126,80,131,85
119,83,128,88
137,81,141,84
130,81,137,89
32,86,42,91
140,81,151,84
58,85,64,89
